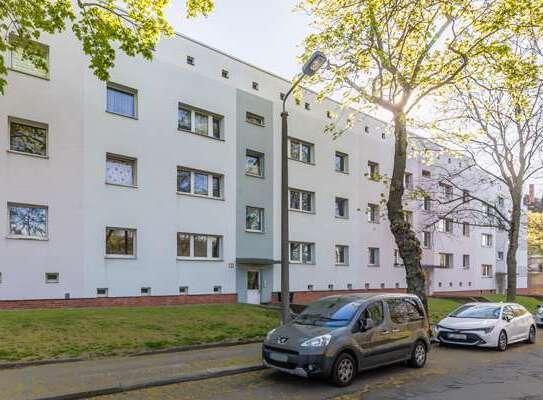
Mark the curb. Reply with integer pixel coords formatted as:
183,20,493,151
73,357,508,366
34,364,267,400
0,339,263,370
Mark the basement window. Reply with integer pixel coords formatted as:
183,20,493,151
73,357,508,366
307,284,314,291
97,288,108,297
186,56,195,66
45,272,59,284
365,283,370,289
141,287,151,296
328,284,334,290
252,81,259,91
213,285,222,293
179,286,188,295
221,69,229,79
347,283,353,290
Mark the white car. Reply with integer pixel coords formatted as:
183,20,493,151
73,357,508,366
435,302,536,351
535,304,543,327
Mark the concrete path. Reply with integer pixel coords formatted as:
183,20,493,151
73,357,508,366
0,343,262,400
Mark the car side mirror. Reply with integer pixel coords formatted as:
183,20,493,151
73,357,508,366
361,318,375,332
503,314,512,322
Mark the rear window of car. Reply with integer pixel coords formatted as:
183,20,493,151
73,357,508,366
386,298,424,324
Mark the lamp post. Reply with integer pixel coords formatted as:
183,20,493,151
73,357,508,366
280,51,327,324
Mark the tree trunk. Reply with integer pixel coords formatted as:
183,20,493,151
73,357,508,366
506,186,522,302
387,111,428,311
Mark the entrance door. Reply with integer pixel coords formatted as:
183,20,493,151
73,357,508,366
247,270,261,304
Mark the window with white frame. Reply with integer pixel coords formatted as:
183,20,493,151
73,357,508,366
289,189,314,213
289,242,315,264
481,233,493,247
8,203,48,239
497,196,505,208
438,218,454,233
422,169,431,178
481,264,493,277
440,183,453,200
368,161,380,180
439,253,454,268
289,138,313,164
497,251,504,261
394,249,403,266
463,254,470,269
177,233,222,259
105,227,136,257
335,197,349,218
368,247,380,266
106,154,137,187
96,288,109,297
246,206,264,232
141,287,151,296
9,39,49,79
246,150,264,177
335,152,348,173
462,190,470,203
178,104,223,139
177,167,223,199
186,55,195,65
246,112,264,126
462,222,470,237
45,272,59,283
404,172,413,189
106,83,137,118
9,118,48,157
335,245,349,265
367,203,379,223
422,231,431,248
423,196,431,211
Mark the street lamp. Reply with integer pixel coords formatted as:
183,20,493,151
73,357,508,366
280,51,327,324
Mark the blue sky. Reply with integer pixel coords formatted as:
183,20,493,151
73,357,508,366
165,0,311,80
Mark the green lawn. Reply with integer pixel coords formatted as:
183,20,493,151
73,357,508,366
482,294,543,313
0,304,279,362
427,297,470,324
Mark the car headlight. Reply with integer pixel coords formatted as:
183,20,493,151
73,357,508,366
266,328,276,341
300,334,332,347
481,326,495,334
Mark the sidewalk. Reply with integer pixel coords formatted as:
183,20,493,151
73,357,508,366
0,342,263,400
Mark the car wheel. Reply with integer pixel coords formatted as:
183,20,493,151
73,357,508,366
408,341,427,368
497,330,508,351
527,325,536,344
330,352,357,387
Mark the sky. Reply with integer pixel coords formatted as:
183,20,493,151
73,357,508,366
165,0,311,80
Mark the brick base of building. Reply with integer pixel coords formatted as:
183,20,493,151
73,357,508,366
0,293,237,310
432,289,496,297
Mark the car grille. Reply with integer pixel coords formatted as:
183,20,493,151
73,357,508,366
263,345,299,355
439,331,483,344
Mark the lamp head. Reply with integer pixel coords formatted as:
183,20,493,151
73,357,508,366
302,51,327,76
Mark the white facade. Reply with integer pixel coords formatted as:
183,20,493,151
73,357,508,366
0,31,527,302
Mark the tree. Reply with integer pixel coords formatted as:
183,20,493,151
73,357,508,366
432,39,543,300
0,0,215,93
528,212,543,255
300,0,540,309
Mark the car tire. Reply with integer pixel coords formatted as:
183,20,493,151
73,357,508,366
497,330,508,351
527,325,536,344
408,341,427,368
330,352,357,387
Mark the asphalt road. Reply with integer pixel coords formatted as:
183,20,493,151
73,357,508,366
99,337,543,400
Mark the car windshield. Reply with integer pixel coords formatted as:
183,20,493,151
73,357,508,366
449,305,501,319
294,297,361,327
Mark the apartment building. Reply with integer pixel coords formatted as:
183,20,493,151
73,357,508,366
0,30,527,304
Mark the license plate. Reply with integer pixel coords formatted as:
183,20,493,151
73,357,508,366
448,333,467,340
269,352,289,362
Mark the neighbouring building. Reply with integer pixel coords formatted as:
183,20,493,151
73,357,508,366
0,30,528,306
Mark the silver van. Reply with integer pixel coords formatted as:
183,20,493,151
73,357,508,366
262,293,431,386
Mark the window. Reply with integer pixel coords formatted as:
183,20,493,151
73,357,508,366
440,183,453,200
422,170,431,178
497,196,505,208
326,111,332,119
387,299,424,324
364,126,370,133
367,203,379,223
438,218,454,233
252,81,259,90
335,197,349,218
423,196,431,211
280,93,285,100
368,161,380,181
246,150,264,177
365,283,370,289
404,211,413,225
307,284,314,291
246,206,264,232
304,102,311,110
369,247,380,266
404,173,413,189
176,168,223,199
328,284,334,290
461,190,469,203
289,242,315,264
289,189,314,213
9,118,48,157
177,233,222,259
45,272,59,284
9,40,49,79
97,288,108,297
439,253,454,268
106,154,137,187
462,222,470,237
8,203,48,239
498,251,504,261
335,245,349,265
246,112,265,127
393,249,403,266
362,301,384,326
463,254,470,269
482,233,493,247
179,286,188,295
335,152,348,173
221,69,229,79
106,84,137,118
178,105,223,139
105,228,136,257
213,285,222,293
484,204,493,217
422,231,431,249
289,138,313,163
141,287,151,296
481,264,493,277
186,55,194,65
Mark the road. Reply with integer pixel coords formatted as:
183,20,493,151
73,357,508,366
99,338,543,400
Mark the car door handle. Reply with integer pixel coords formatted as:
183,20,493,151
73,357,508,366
380,330,390,335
